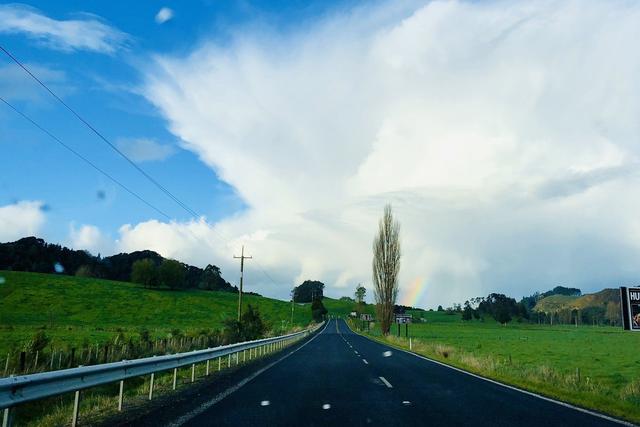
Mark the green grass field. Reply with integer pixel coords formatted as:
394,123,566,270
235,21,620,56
356,311,640,424
0,270,360,356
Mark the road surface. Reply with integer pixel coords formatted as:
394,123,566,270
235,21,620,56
127,319,628,427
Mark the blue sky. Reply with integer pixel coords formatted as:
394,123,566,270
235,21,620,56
2,0,640,306
1,1,354,245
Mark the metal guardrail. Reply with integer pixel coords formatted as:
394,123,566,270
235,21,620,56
0,322,323,426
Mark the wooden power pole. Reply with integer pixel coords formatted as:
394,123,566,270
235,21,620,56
234,246,252,321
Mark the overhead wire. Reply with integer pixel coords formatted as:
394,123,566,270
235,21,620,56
0,45,283,290
0,96,173,221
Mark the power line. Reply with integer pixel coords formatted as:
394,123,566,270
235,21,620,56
2,94,281,289
0,96,173,221
1,45,284,290
0,44,199,219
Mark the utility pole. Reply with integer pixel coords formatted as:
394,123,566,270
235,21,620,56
234,245,252,321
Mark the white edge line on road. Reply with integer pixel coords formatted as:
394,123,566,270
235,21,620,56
379,376,393,388
362,359,368,364
343,319,635,427
168,320,331,427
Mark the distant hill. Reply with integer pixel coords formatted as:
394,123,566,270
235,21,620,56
0,236,241,294
533,288,619,313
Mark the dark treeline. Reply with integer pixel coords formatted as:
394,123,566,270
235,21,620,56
0,236,254,294
447,285,621,326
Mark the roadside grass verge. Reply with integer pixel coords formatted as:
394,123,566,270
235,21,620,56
350,319,640,425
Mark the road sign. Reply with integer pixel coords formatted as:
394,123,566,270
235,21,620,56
621,287,640,331
395,314,412,324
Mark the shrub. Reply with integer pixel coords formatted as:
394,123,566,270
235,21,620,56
25,330,50,353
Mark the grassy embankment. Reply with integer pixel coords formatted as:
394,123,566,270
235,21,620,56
0,270,357,426
353,311,640,424
0,270,359,355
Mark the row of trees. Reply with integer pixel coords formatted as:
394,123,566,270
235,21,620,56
451,287,621,326
130,258,239,292
0,236,241,294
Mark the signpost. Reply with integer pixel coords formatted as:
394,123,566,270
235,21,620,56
360,314,373,331
395,314,412,337
620,287,640,331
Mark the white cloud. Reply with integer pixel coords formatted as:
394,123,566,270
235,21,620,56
69,223,111,255
0,4,128,53
0,201,46,242
136,0,640,307
115,138,176,163
155,7,174,25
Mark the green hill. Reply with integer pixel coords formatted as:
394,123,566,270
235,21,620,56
0,270,363,354
533,288,619,312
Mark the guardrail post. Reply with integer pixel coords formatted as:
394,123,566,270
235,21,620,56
218,357,221,371
172,368,178,390
2,407,14,427
71,390,80,427
191,364,195,382
118,380,124,411
206,359,210,376
148,373,155,400
243,350,246,363
227,354,231,368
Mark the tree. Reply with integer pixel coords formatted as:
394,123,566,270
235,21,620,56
293,280,325,303
131,258,158,288
437,305,444,312
462,301,474,321
159,259,186,289
494,305,512,325
355,284,366,304
222,304,268,343
311,298,328,322
199,264,234,291
240,304,267,340
605,302,621,326
372,204,401,335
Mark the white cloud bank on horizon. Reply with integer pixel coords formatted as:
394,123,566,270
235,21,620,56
0,3,128,53
123,0,640,307
0,201,46,242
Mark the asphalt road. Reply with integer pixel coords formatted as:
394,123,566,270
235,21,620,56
139,319,628,427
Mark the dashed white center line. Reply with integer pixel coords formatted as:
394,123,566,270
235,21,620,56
322,403,331,410
379,376,393,388
260,400,270,406
362,359,368,364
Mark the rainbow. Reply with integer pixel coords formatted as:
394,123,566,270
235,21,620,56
401,276,426,308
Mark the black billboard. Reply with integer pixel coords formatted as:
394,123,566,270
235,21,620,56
620,287,640,331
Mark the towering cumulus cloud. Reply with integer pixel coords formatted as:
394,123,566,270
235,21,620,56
138,1,640,306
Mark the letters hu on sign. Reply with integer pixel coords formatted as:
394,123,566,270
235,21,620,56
620,287,640,331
